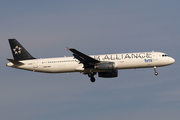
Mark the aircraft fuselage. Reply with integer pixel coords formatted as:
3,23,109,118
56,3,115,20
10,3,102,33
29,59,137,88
7,51,175,73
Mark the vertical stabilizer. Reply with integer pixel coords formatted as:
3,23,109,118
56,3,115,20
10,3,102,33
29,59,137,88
8,39,35,60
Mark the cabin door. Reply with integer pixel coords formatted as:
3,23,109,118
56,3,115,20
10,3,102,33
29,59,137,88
153,52,158,61
33,60,38,68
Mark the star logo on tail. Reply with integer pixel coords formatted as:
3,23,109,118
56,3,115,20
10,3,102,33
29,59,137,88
13,46,22,54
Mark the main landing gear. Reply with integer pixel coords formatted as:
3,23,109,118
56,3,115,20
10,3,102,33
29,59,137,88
88,72,96,83
154,66,158,76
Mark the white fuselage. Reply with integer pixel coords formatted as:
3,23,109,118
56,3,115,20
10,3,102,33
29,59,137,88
6,51,175,73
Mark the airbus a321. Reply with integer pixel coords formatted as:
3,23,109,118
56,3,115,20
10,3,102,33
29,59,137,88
6,39,175,82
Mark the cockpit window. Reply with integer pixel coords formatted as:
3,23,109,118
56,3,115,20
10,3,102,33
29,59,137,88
162,54,168,57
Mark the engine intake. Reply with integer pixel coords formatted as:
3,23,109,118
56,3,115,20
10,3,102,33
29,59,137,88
94,62,115,70
98,70,118,78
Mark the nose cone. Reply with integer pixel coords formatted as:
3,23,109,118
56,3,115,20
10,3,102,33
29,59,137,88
169,57,175,64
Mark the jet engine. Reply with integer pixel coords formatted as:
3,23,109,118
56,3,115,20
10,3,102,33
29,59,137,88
94,62,115,70
98,70,118,78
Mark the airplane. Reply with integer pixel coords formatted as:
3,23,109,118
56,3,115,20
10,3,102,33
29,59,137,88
6,39,175,82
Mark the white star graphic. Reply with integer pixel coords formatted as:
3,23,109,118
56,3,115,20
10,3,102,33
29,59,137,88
13,46,22,54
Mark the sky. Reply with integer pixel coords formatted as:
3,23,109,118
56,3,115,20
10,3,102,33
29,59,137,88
1,0,180,120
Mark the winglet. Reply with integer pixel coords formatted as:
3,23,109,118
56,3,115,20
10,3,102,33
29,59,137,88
66,47,70,51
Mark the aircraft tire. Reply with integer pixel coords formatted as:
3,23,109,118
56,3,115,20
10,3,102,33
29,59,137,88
90,77,95,82
155,72,158,76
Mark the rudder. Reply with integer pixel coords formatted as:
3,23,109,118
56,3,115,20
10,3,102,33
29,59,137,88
8,39,35,60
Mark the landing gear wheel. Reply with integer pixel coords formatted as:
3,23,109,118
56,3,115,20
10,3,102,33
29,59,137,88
155,72,158,76
90,77,95,83
87,72,96,83
154,66,158,76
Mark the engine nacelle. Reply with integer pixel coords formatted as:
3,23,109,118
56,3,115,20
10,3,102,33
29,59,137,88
98,70,118,78
94,62,115,70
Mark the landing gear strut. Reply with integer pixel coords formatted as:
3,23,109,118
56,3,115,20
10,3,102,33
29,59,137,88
88,72,96,82
154,66,158,76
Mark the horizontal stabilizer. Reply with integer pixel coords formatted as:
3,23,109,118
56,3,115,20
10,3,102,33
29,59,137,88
7,59,24,65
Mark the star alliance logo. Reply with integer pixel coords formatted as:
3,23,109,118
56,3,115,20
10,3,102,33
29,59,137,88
13,46,22,54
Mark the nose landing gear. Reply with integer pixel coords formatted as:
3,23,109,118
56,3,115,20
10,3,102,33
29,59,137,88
154,66,158,76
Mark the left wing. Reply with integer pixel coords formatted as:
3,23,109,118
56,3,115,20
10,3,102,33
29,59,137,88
67,48,100,69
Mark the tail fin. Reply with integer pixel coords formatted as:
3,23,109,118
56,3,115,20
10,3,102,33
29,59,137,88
8,39,35,60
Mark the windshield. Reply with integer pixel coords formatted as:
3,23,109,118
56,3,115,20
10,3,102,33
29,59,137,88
162,54,168,57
